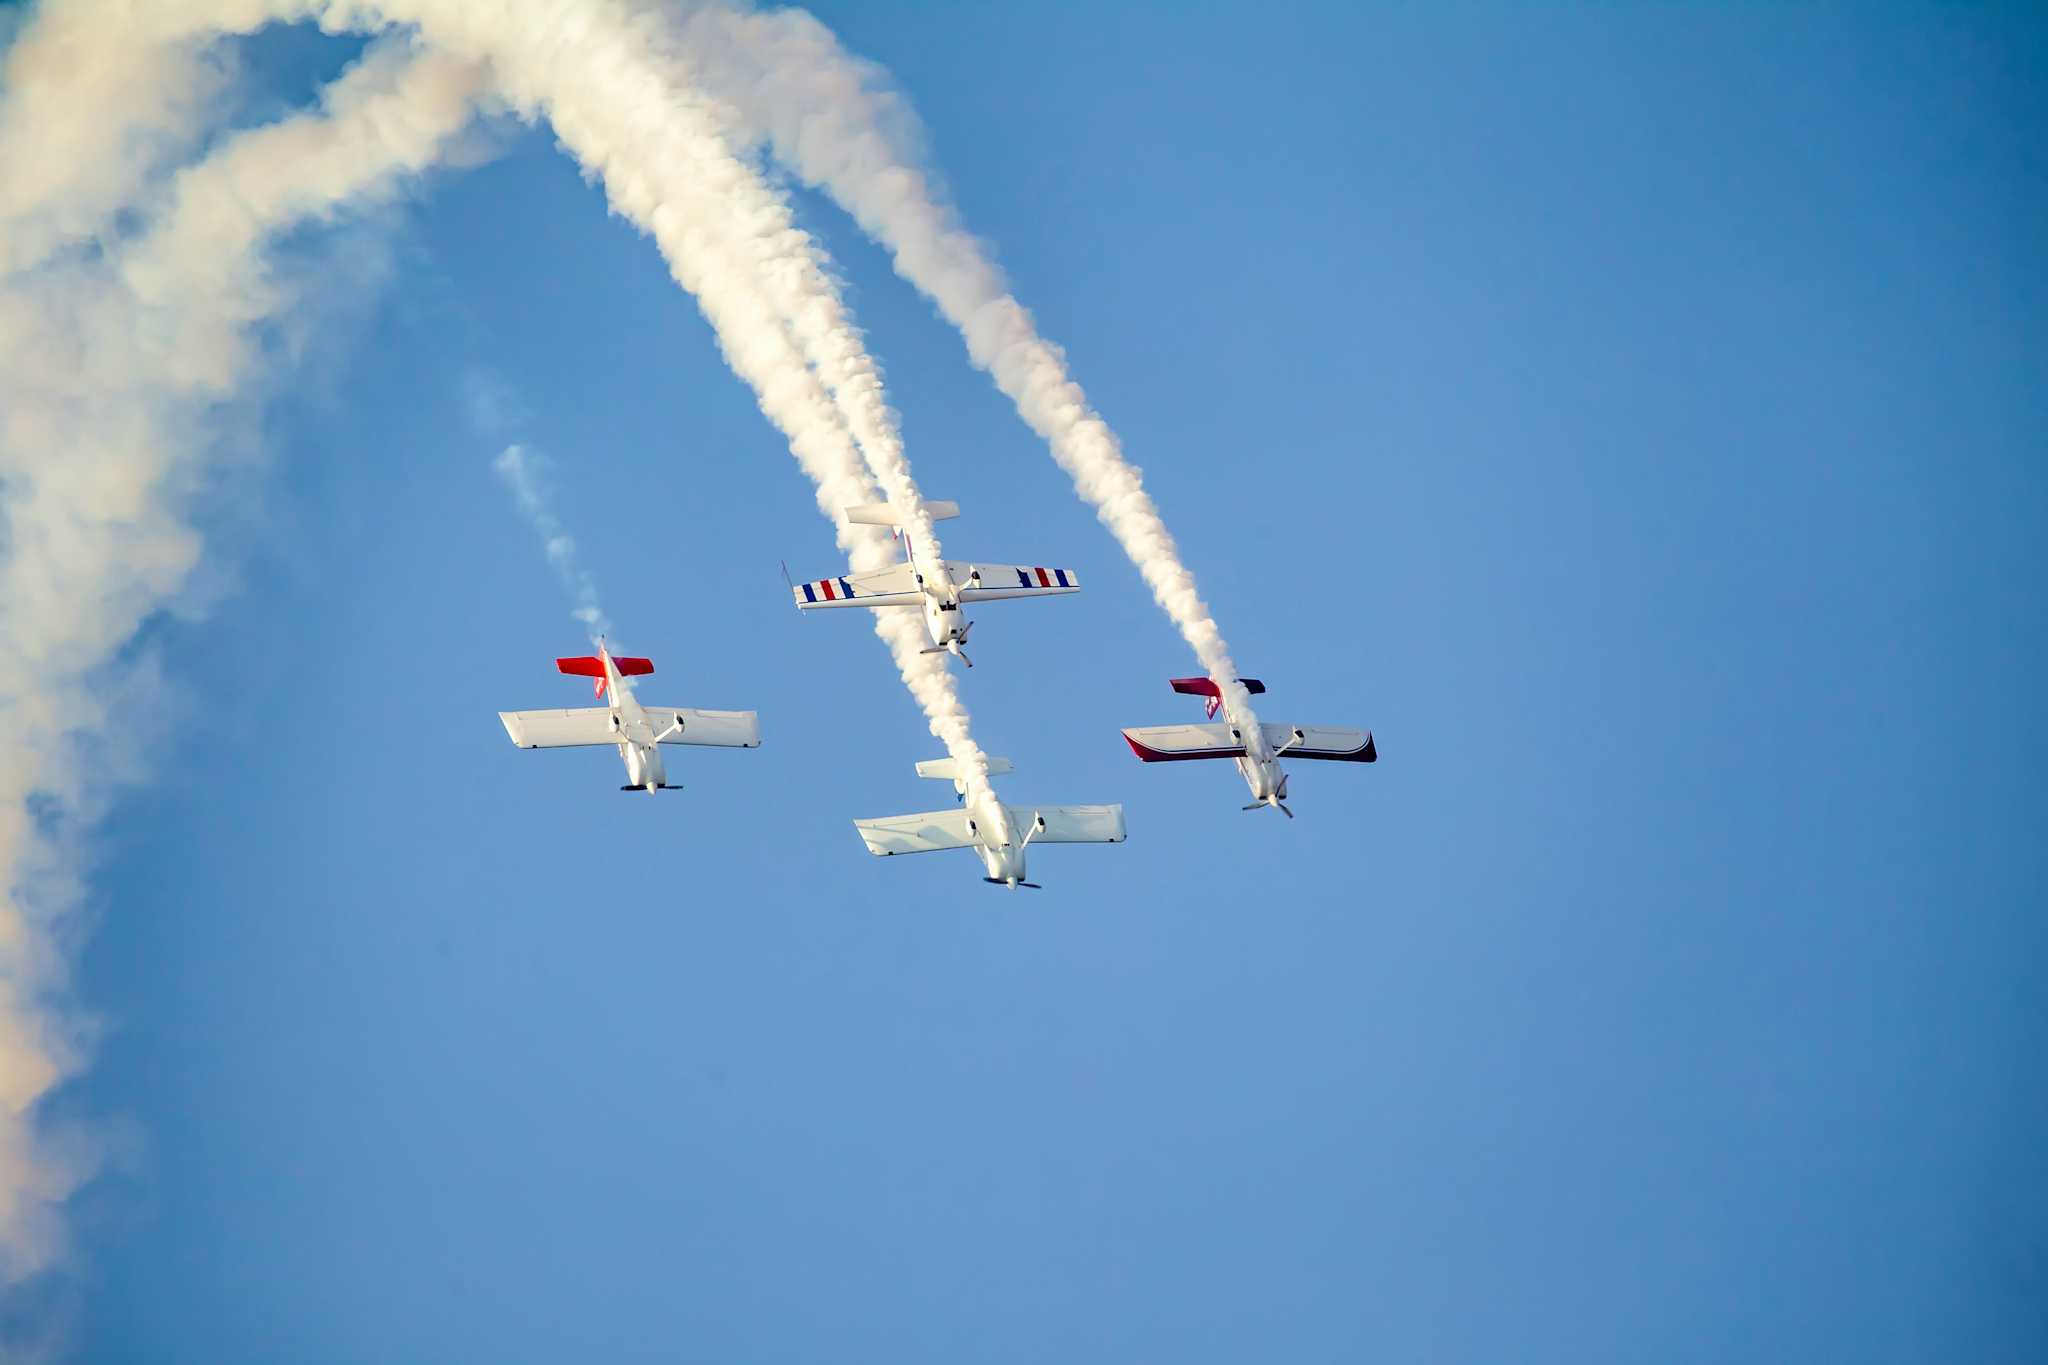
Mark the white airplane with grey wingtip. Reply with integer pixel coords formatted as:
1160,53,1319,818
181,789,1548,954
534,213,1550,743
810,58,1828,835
1122,677,1376,818
498,639,760,793
789,500,1079,667
853,756,1125,889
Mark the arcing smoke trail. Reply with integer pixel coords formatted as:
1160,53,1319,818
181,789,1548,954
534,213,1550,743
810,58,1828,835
665,4,1262,727
0,10,239,278
15,0,990,766
0,0,1012,1295
265,0,989,781
0,34,483,1290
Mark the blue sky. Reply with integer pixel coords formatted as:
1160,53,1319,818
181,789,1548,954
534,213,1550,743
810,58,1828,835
40,3,2045,1360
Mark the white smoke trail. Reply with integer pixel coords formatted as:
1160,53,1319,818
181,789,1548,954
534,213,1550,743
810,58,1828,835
276,0,989,780
0,34,483,1296
19,1,990,776
665,3,1260,725
0,14,240,278
0,0,1010,1300
490,444,612,643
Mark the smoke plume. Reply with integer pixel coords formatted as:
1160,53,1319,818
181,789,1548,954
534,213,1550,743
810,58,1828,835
666,3,1261,725
490,443,613,643
0,0,1195,1305
0,29,483,1303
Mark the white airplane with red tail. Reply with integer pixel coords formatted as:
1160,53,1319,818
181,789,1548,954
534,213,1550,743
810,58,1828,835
1121,678,1375,818
853,756,1125,890
789,500,1079,666
498,639,760,793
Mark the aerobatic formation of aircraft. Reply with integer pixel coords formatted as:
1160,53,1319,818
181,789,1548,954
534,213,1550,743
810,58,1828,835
495,501,1376,883
854,757,1125,890
498,639,760,793
1121,678,1376,818
787,500,1078,666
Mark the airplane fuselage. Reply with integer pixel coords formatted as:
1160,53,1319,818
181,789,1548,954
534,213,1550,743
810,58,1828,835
957,777,1032,888
600,650,668,792
1223,701,1291,811
904,534,973,658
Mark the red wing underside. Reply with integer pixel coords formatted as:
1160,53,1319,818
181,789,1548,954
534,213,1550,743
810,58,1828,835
1121,724,1376,764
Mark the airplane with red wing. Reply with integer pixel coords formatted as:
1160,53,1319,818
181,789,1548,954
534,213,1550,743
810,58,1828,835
1121,677,1375,818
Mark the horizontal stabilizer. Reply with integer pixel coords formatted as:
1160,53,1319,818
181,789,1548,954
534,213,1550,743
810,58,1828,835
915,757,1014,781
559,655,652,678
1170,676,1265,699
844,499,959,527
1121,722,1376,764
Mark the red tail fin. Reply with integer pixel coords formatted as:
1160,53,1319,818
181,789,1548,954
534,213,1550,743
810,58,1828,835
1169,676,1266,718
558,655,653,700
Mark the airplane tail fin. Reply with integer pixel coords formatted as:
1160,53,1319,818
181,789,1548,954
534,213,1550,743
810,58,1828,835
845,499,960,527
558,654,653,699
1170,676,1266,719
915,757,1014,781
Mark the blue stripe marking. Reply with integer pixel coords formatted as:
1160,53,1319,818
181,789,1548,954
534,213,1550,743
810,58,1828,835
1054,568,1070,588
1016,568,1031,587
839,578,854,599
801,582,817,603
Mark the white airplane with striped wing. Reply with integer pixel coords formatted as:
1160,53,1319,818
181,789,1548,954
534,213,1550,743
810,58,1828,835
498,639,760,793
1122,678,1376,818
788,500,1078,666
854,757,1125,890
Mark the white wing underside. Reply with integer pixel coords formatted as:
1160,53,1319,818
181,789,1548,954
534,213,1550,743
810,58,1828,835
499,708,614,748
794,561,1079,610
499,707,760,749
854,808,977,855
650,707,761,747
1020,804,1127,843
853,803,1124,856
797,565,922,609
953,563,1080,602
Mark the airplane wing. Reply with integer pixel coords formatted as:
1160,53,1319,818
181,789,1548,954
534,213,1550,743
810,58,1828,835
499,708,618,748
643,707,761,748
853,808,978,856
792,565,921,609
950,562,1081,602
1121,723,1377,763
1013,803,1126,843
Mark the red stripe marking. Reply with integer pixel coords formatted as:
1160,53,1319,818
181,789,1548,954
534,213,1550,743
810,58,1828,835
1035,566,1051,587
820,579,836,601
